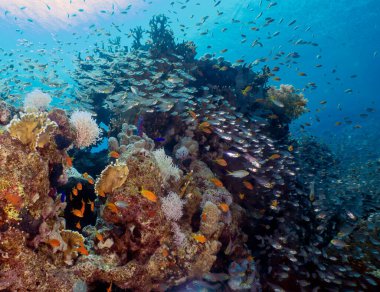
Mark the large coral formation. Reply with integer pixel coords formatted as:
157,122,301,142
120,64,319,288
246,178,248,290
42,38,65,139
0,110,252,290
7,112,58,150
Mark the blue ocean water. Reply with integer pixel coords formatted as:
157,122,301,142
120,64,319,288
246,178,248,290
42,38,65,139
1,0,380,290
1,0,379,154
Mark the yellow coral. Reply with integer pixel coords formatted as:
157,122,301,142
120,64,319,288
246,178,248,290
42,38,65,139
4,204,21,221
95,163,129,197
7,112,57,150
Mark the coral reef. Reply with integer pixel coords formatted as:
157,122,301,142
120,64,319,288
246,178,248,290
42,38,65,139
0,111,252,290
266,84,308,121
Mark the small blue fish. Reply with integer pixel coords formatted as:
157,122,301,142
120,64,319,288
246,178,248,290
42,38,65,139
154,137,165,142
60,192,66,203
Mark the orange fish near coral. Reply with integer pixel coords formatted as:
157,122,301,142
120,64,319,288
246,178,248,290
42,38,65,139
96,232,104,242
80,199,85,214
88,199,94,212
288,145,294,152
201,127,212,134
199,121,210,128
213,158,227,167
76,245,89,256
219,203,230,213
72,187,78,196
76,182,83,190
48,239,60,248
65,156,73,167
106,202,119,213
140,188,158,202
72,208,84,218
107,282,112,292
83,172,95,184
193,234,207,243
76,221,81,229
269,154,281,160
188,110,197,120
210,178,224,188
109,151,120,159
243,180,254,190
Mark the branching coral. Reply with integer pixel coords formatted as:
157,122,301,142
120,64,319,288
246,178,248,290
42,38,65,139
266,84,308,121
148,14,175,57
130,26,145,50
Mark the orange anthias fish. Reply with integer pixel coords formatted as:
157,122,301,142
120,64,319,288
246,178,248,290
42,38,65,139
76,245,89,256
106,202,119,213
210,178,224,188
83,172,95,184
219,203,229,213
65,156,73,167
109,151,120,159
140,188,158,202
193,234,207,243
288,145,294,152
107,282,112,292
80,199,85,214
72,187,78,196
72,208,84,218
88,199,94,212
213,158,227,167
76,221,81,229
188,110,197,119
269,153,281,160
96,232,104,242
76,182,83,191
48,239,60,248
243,180,254,190
198,121,212,134
199,121,210,128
